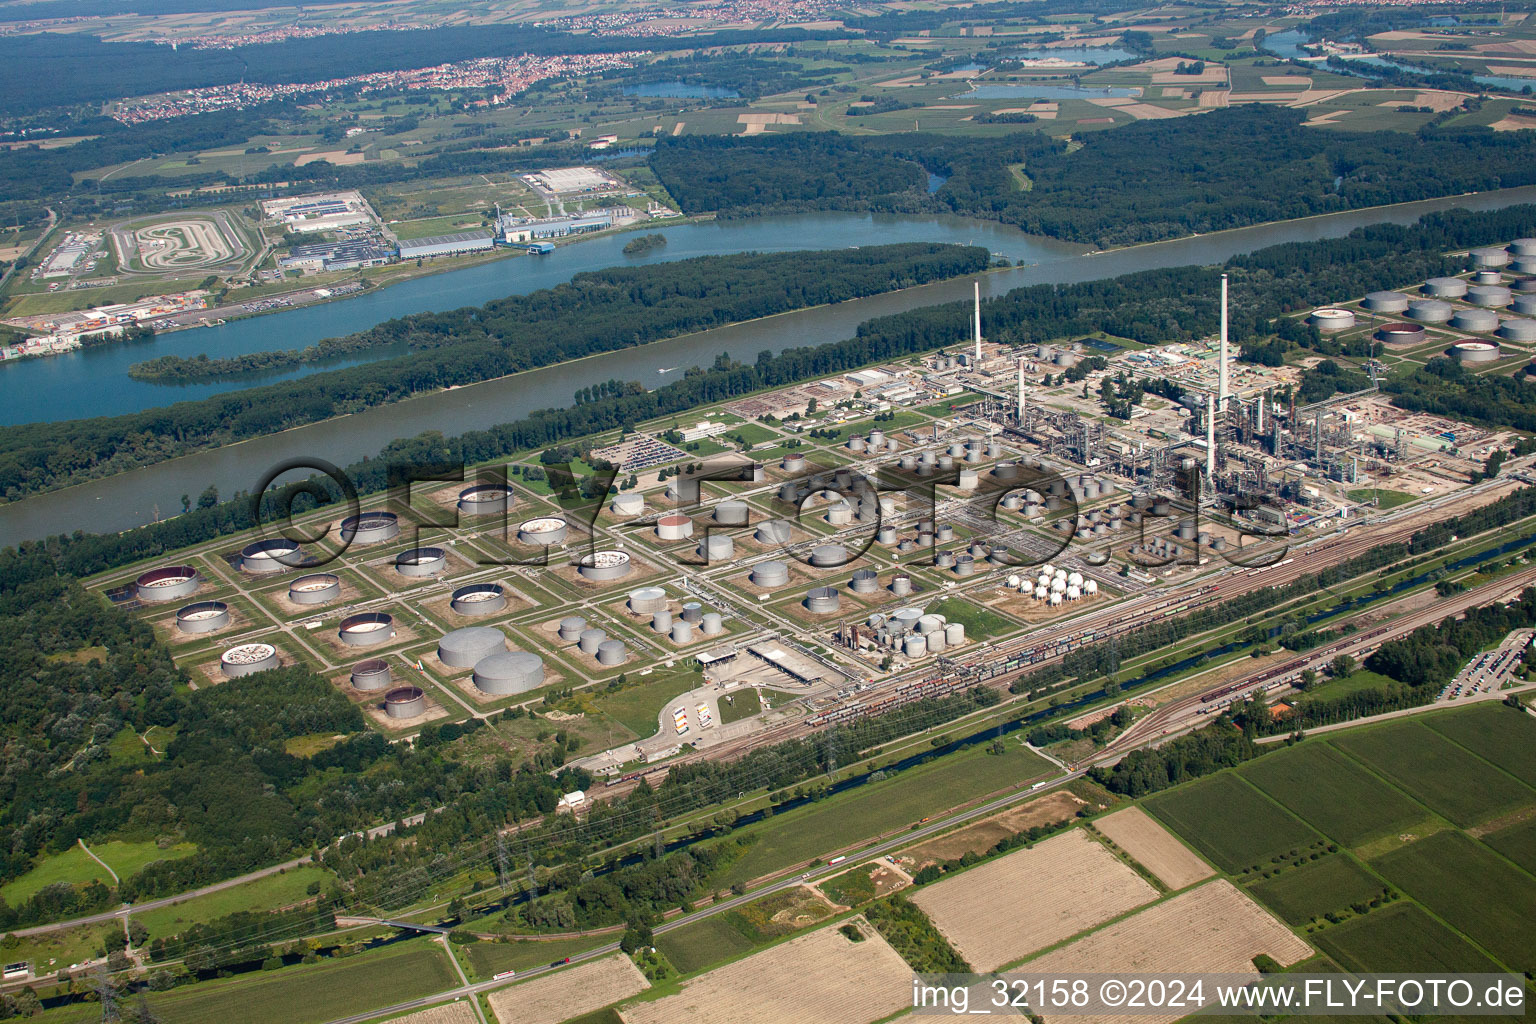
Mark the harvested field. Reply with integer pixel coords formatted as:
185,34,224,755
386,1004,478,1024
1026,881,1311,1024
487,954,647,1024
910,829,1157,971
902,791,1084,867
621,919,910,1024
1093,806,1213,889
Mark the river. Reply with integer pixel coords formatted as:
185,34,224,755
3,186,1536,546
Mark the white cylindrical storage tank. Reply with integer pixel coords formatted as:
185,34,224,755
579,550,633,581
340,512,399,545
1310,307,1356,331
782,452,806,472
175,600,229,633
1513,295,1536,316
1452,307,1500,332
903,634,928,658
826,501,853,526
1499,319,1536,343
339,611,394,646
850,568,879,593
1467,284,1512,308
350,658,392,691
701,612,724,635
1472,246,1510,268
1362,291,1410,314
715,499,749,526
1474,270,1505,286
805,586,840,613
925,628,945,653
953,554,975,576
877,525,897,545
289,572,341,605
890,574,913,597
1376,322,1426,346
1423,277,1468,298
945,622,965,647
578,627,607,654
652,610,673,632
136,565,200,603
751,560,790,587
1510,238,1536,257
628,586,668,614
558,615,587,642
868,429,886,448
242,539,300,574
847,437,867,453
452,582,506,615
778,481,802,502
655,514,693,541
810,544,848,567
597,639,628,666
610,492,644,517
395,547,446,576
756,520,792,545
438,626,507,667
384,686,426,719
1451,340,1501,363
680,601,703,623
472,651,544,695
1085,579,1099,595
1407,298,1453,323
698,535,734,562
671,620,694,643
1513,258,1536,276
220,642,279,678
458,483,514,516
518,517,568,546
958,469,980,491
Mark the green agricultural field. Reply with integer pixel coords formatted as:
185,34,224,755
39,940,457,1024
2,921,120,977
1422,703,1536,788
1370,831,1536,971
711,740,1052,887
1245,854,1390,926
133,865,331,940
717,687,761,725
924,597,1017,642
585,669,700,738
461,935,602,978
1,840,196,904
1483,815,1536,875
1143,773,1320,874
1333,721,1536,829
655,913,758,975
1315,902,1506,974
1346,488,1417,509
1240,741,1431,848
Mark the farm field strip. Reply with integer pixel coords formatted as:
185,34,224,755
1091,806,1213,890
1240,740,1434,848
486,954,648,1024
1143,774,1320,874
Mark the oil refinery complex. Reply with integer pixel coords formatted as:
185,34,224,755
90,241,1536,784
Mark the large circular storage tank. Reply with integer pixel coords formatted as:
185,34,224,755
395,547,446,576
701,612,724,635
714,500,750,526
903,634,928,658
558,616,587,642
945,622,965,647
339,612,394,646
671,620,694,644
697,535,735,562
1514,259,1536,276
810,544,848,568
457,483,514,516
1513,295,1536,317
220,642,279,678
1452,307,1500,332
1499,319,1536,343
890,574,913,597
350,658,392,691
339,512,399,545
756,520,791,545
175,600,229,634
596,640,628,666
610,491,644,517
825,502,853,526
1308,308,1357,333
1407,298,1454,323
628,587,668,614
1423,277,1468,298
451,583,506,615
655,514,693,541
1452,341,1501,363
518,517,568,547
847,437,867,453
782,452,806,472
1510,238,1536,257
1362,291,1410,314
1472,247,1510,268
135,565,199,603
1376,323,1425,346
651,610,673,633
473,651,545,695
805,586,840,613
242,538,300,574
954,554,976,576
1474,270,1505,286
438,626,507,667
751,560,790,587
1467,284,1513,308
289,573,341,605
850,568,879,593
578,628,607,654
681,602,703,623
384,686,426,719
579,550,632,581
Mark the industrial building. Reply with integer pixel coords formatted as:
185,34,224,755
497,211,614,243
398,232,495,260
262,192,375,233
278,238,394,272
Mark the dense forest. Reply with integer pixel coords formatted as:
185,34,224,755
126,242,984,382
651,107,1536,246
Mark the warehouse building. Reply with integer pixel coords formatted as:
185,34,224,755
398,232,495,260
279,238,394,272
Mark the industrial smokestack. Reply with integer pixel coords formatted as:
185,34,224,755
1017,357,1026,422
973,281,982,364
1206,392,1216,480
1218,273,1229,412
1257,393,1265,433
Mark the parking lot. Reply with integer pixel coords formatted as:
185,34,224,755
1441,628,1533,701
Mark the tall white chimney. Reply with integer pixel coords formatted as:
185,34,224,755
1218,273,1229,412
973,281,982,364
1257,393,1265,433
1017,357,1026,422
1206,392,1216,480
